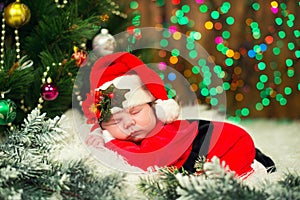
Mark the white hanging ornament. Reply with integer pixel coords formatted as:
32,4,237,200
92,28,116,57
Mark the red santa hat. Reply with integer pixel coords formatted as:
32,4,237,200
82,52,179,126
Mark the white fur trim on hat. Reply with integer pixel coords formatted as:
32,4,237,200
154,99,180,124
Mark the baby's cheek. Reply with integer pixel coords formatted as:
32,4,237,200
137,115,154,126
110,127,129,139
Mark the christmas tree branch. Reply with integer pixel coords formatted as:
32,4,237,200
0,109,128,199
138,157,300,200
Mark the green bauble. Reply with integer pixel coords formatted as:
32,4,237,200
0,99,17,125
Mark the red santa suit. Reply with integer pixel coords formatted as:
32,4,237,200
103,119,256,177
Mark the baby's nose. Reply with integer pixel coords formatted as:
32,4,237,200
123,116,136,129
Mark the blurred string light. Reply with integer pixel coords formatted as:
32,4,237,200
245,1,299,119
127,1,142,51
129,0,299,122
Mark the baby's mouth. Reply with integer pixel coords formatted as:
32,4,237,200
127,130,141,139
129,130,139,136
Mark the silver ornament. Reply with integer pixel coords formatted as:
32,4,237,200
92,29,116,57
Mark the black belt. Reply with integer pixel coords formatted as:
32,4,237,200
181,120,214,173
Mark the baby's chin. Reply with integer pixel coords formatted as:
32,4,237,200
124,133,148,142
124,131,150,142
127,136,144,143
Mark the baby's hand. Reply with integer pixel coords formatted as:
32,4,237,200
85,134,105,149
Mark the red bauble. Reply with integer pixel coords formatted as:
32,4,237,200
41,83,59,101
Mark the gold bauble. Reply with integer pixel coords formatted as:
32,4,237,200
4,0,31,29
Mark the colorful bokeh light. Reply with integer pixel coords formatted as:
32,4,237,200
129,0,299,122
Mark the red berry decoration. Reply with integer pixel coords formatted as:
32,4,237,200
41,83,59,101
108,92,114,99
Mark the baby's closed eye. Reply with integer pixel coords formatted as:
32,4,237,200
130,109,141,115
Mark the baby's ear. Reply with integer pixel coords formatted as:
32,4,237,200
154,99,180,123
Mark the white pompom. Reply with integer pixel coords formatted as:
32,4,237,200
154,99,180,124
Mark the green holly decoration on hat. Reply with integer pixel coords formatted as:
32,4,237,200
110,87,130,108
95,85,129,122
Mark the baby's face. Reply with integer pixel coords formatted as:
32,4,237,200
101,103,157,142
